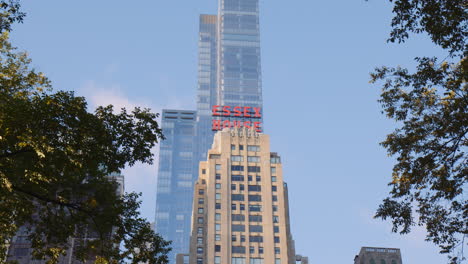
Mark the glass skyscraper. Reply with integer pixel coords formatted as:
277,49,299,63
154,1,263,262
155,110,198,262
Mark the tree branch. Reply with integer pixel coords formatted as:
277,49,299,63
0,148,35,159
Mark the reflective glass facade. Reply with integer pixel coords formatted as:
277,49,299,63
154,110,197,263
218,0,263,115
155,1,263,262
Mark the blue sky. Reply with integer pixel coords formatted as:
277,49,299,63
11,0,449,263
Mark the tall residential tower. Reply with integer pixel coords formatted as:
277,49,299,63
188,128,296,264
154,0,264,262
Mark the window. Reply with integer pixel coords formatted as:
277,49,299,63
198,217,204,224
272,195,278,202
274,247,280,254
232,224,245,232
272,205,278,212
272,185,277,192
216,213,221,221
239,145,244,151
197,247,203,254
271,176,277,182
232,246,246,254
232,203,237,210
248,175,253,181
391,261,397,264
216,183,221,189
198,208,204,214
273,216,279,223
249,204,262,212
271,156,281,164
198,227,203,234
199,189,204,195
13,248,28,257
215,164,221,170
231,184,236,190
249,225,263,232
231,165,244,171
271,167,277,174
215,256,221,264
274,236,280,243
232,257,246,264
248,185,261,192
250,258,264,264
273,226,279,233
240,184,245,191
249,236,263,242
240,235,246,242
231,144,236,150
215,234,221,241
247,145,260,151
216,203,221,209
232,194,245,201
256,175,261,181
216,173,221,180
215,224,221,231
215,245,221,252
249,215,262,222
198,198,204,204
232,234,237,241
232,175,245,181
248,166,261,172
259,247,264,254
248,156,260,162
275,258,281,264
202,169,206,174
240,204,245,210
216,193,221,200
380,260,386,264
248,195,262,201
197,237,203,244
231,155,244,162
370,259,376,264
250,246,255,254
232,214,245,221
197,258,203,264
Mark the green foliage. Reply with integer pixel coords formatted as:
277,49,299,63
371,1,467,263
0,0,25,33
0,32,170,264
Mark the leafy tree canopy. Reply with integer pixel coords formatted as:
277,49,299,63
0,31,170,264
0,0,25,33
371,0,467,263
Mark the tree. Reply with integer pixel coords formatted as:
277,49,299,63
370,1,467,263
0,31,170,264
0,0,25,33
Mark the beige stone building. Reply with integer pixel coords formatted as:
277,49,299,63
187,128,303,264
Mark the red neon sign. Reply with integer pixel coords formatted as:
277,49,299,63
212,105,262,132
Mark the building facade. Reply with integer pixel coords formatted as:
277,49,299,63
6,173,125,264
155,0,264,262
154,110,198,262
354,247,403,264
188,128,296,264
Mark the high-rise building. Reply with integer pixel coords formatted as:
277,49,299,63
188,128,299,264
354,247,403,264
6,173,125,264
155,1,265,262
154,110,198,262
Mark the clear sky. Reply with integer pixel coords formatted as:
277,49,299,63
11,0,449,263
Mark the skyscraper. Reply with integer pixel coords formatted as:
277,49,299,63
155,1,264,262
188,128,297,264
6,173,125,264
354,247,403,264
154,110,198,262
